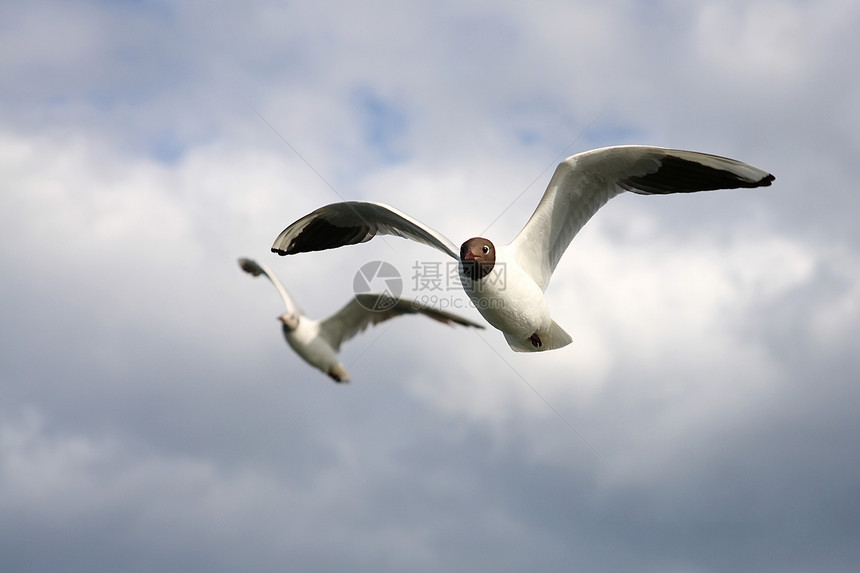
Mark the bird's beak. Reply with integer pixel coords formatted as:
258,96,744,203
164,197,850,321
463,250,475,261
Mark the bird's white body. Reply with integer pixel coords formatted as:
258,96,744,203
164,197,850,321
283,318,344,379
459,245,556,348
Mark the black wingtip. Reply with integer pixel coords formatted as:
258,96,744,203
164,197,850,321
274,218,373,255
238,258,264,275
627,156,777,194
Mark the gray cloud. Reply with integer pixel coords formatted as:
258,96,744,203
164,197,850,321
2,1,859,572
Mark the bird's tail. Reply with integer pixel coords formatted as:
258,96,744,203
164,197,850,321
504,320,572,353
327,364,350,383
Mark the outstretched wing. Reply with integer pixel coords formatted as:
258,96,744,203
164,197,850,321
271,201,459,261
318,293,484,352
509,145,775,290
238,258,302,316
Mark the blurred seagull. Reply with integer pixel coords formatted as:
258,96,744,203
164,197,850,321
271,145,774,352
238,258,484,382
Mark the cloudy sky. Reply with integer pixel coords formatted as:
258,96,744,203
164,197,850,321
2,0,859,571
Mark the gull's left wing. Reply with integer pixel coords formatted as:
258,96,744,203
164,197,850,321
318,294,484,352
509,145,775,290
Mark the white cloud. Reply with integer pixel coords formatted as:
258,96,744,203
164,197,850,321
697,2,809,82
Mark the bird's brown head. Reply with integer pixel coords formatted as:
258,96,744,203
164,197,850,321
460,237,495,280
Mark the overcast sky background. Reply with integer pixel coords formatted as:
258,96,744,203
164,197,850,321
2,1,859,571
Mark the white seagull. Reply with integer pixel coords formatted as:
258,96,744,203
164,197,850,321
271,145,774,352
239,258,484,382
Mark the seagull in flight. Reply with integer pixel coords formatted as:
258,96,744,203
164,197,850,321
271,145,774,352
239,258,484,382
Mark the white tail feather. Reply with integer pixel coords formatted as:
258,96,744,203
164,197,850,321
504,320,572,353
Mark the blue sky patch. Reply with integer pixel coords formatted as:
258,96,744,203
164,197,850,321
352,89,410,163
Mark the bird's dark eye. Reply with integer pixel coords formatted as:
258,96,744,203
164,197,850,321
482,245,490,254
